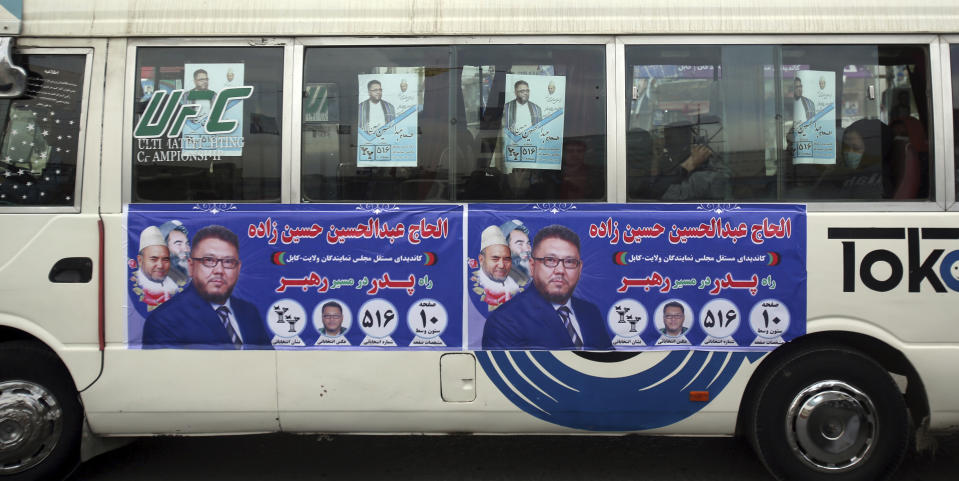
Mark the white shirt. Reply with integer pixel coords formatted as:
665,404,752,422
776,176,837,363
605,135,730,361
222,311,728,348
136,269,178,296
368,100,386,131
551,299,583,343
513,101,532,131
477,268,520,297
793,98,808,123
209,299,244,343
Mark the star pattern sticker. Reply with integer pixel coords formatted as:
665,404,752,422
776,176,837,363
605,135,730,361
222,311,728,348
0,63,84,206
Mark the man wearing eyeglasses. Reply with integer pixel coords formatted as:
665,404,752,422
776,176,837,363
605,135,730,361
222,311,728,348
656,301,690,346
660,302,689,337
319,301,348,338
482,224,612,350
143,225,271,349
504,80,543,134
358,79,396,134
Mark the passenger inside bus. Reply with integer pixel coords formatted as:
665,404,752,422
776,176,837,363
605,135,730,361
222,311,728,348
628,119,730,201
623,44,934,203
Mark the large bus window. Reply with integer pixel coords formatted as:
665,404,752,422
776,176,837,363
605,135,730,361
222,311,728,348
625,45,774,202
625,44,933,202
132,47,283,202
301,46,450,202
300,44,606,202
0,54,85,206
781,45,932,201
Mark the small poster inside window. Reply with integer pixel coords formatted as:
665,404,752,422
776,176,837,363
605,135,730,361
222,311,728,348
182,63,246,157
791,70,836,165
356,74,419,168
502,74,566,171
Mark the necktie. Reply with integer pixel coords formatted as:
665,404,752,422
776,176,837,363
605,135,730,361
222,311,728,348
216,305,242,349
556,306,583,349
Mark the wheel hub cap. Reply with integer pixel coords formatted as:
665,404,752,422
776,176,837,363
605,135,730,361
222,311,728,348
786,380,877,472
0,381,63,474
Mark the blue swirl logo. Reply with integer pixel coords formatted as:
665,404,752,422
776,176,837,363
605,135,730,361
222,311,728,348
477,350,763,431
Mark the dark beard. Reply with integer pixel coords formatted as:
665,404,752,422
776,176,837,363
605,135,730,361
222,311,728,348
195,283,233,305
535,282,572,305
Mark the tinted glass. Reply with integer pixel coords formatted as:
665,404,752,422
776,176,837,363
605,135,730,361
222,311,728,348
132,47,283,202
301,44,606,202
0,54,85,206
625,44,933,202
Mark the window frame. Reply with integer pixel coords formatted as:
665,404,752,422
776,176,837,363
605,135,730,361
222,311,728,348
291,35,617,204
941,35,957,211
117,35,952,210
0,41,96,214
121,37,295,205
616,34,947,211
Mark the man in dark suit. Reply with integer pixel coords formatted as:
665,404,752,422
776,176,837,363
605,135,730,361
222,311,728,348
793,77,816,123
482,224,612,350
143,225,271,349
504,80,543,134
358,79,396,134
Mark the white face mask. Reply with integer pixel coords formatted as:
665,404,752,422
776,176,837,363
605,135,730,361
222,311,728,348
844,151,863,169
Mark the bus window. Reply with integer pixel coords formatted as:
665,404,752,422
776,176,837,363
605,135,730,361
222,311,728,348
454,45,606,201
301,45,450,202
781,44,932,201
0,54,85,206
300,44,606,202
625,45,776,202
625,44,933,202
131,47,283,202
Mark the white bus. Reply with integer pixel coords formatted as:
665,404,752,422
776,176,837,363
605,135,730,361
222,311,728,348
1,1,958,480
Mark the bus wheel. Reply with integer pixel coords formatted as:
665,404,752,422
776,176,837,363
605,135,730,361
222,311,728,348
748,346,908,481
0,341,82,481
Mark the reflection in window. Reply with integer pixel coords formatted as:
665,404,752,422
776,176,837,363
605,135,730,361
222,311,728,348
625,44,933,202
300,45,606,202
132,47,283,202
0,54,85,206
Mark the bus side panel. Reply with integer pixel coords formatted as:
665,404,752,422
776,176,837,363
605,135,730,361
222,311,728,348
81,348,279,435
0,213,102,388
808,212,959,428
277,350,759,434
82,211,281,434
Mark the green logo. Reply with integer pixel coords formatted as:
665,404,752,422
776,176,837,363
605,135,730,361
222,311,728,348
134,86,254,138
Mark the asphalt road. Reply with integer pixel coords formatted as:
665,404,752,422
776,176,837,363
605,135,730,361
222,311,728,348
68,431,959,480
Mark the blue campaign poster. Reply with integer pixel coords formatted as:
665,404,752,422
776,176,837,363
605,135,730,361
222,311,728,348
126,203,805,352
502,74,566,170
791,69,837,165
466,203,806,351
127,203,462,350
356,74,418,167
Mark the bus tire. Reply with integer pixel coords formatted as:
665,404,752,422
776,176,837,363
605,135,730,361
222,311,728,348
747,345,908,481
0,341,82,481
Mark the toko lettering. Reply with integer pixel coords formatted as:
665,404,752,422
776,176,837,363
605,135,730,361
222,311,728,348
133,86,254,138
828,227,959,292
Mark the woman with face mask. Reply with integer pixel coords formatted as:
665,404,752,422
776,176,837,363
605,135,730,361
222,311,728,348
834,118,891,199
